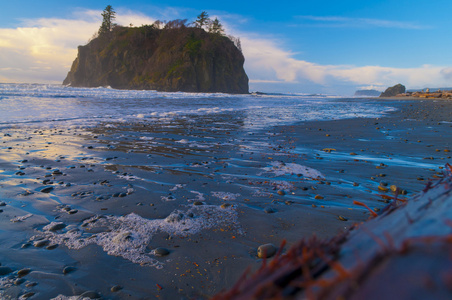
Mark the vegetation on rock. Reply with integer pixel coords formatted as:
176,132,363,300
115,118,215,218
380,83,406,97
63,7,248,94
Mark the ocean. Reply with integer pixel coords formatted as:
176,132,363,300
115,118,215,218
2,83,445,299
0,83,394,129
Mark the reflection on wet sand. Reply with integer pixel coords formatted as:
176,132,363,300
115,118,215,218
0,99,451,299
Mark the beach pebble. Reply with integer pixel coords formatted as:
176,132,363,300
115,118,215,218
153,247,170,257
378,185,389,192
40,186,53,193
46,244,58,250
14,278,25,285
25,282,37,288
48,222,66,231
0,202,6,206
314,195,324,200
390,185,398,192
264,206,276,214
220,203,231,209
0,266,13,275
17,268,31,277
33,239,50,248
338,215,348,221
20,292,35,299
257,243,277,258
277,190,285,196
63,266,77,275
111,285,123,292
193,201,204,205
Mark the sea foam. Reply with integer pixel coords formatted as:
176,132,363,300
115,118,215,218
37,206,241,269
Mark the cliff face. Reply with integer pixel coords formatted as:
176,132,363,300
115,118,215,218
380,84,406,97
63,26,249,94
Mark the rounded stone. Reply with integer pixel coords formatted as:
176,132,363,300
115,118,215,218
257,244,277,258
48,222,66,231
21,292,35,299
264,207,276,214
0,266,13,275
154,247,170,257
111,285,123,292
63,266,77,275
17,268,31,277
193,201,204,206
33,240,50,248
277,190,285,196
14,278,25,285
40,186,54,193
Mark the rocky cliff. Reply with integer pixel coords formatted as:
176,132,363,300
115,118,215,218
380,83,406,97
354,89,381,97
63,25,249,94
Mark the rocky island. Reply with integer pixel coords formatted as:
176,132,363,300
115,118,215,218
63,9,249,94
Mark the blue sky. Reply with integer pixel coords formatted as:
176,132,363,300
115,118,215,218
1,0,452,95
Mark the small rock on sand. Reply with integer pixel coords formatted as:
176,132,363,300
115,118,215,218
257,244,277,258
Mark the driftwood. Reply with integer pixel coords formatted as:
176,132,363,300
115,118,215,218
213,164,452,300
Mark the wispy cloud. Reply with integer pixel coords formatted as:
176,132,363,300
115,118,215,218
0,9,155,83
237,33,451,93
295,15,430,30
0,8,448,94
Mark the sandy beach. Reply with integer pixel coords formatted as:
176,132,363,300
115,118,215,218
0,96,451,299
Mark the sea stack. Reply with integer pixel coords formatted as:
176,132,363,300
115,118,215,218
63,25,249,94
380,83,406,97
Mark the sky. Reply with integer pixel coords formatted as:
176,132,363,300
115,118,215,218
1,0,452,95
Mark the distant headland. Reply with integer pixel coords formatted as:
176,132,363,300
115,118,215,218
379,83,452,99
63,7,249,94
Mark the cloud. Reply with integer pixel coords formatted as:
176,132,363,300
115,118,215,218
234,31,451,93
0,9,156,84
0,9,450,94
295,15,429,30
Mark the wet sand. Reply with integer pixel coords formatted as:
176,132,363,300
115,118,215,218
0,98,451,299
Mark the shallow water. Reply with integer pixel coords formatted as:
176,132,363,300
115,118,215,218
0,84,448,299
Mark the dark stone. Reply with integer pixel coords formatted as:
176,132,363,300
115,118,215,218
40,186,54,193
63,266,77,275
154,247,170,257
0,266,13,276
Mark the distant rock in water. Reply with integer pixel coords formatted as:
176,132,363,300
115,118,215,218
380,84,406,97
63,26,249,94
354,89,381,97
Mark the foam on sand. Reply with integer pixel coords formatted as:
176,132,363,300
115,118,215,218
36,205,241,269
262,161,324,179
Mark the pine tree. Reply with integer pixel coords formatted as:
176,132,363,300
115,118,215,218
208,18,224,35
98,5,117,35
194,11,210,29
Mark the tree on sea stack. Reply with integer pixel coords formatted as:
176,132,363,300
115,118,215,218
195,11,210,29
208,18,225,35
98,5,117,35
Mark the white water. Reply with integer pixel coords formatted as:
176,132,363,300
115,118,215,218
0,83,395,130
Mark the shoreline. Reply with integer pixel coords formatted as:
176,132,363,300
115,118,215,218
0,97,451,299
